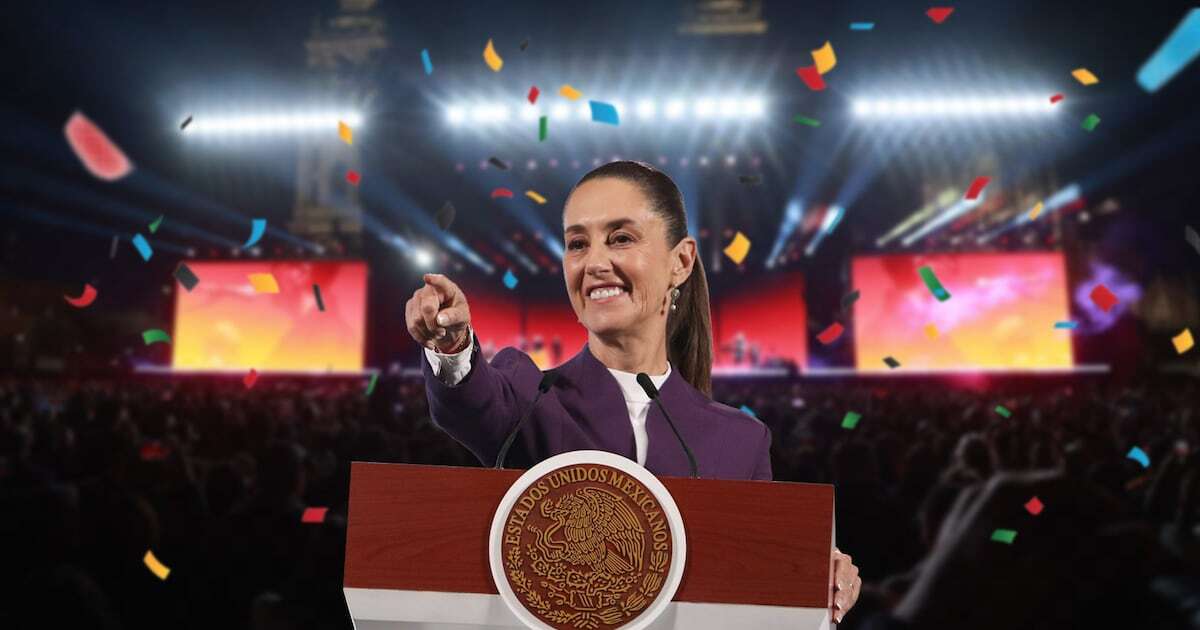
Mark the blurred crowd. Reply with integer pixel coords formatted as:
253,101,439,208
1,373,1197,629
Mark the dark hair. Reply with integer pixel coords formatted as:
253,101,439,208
568,161,714,396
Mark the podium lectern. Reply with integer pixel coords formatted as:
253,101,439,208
344,462,835,630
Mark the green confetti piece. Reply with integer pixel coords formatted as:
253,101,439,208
365,373,379,397
918,265,952,301
841,411,862,429
142,329,171,345
1082,113,1101,131
148,215,164,234
990,528,1017,544
793,115,821,127
994,405,1012,418
538,115,548,141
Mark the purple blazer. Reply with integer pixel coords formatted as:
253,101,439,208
423,338,773,480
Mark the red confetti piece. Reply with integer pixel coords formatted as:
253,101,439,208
1050,93,1064,104
243,368,258,389
64,283,98,308
817,322,845,345
345,170,361,185
964,176,990,200
1089,284,1119,312
1024,496,1044,516
63,111,133,181
491,187,514,199
301,507,328,523
795,65,826,91
139,441,170,462
925,7,954,24
528,85,540,104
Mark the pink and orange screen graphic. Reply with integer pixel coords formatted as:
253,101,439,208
852,253,1073,371
173,261,367,372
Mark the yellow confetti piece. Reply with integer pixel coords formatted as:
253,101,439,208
483,38,503,72
723,232,751,265
924,323,939,340
1071,68,1099,85
559,84,582,101
248,273,280,294
1174,328,1195,354
525,190,547,204
1028,201,1044,220
812,41,837,75
337,120,352,145
144,549,170,580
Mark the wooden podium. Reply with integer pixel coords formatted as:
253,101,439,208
344,462,835,629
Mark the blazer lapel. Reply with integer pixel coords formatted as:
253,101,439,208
562,345,637,460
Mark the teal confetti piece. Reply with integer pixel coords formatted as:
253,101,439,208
1136,9,1200,93
131,233,153,261
1082,113,1101,132
1126,446,1150,468
420,49,433,75
365,373,378,397
1054,321,1078,329
990,528,1017,544
994,405,1012,418
142,329,171,345
243,218,267,249
739,405,756,417
793,115,821,127
589,100,620,125
841,411,862,429
849,22,875,30
502,269,518,290
918,265,951,301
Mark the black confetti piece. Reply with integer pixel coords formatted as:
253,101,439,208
174,263,199,292
180,115,193,130
488,156,509,170
738,174,761,185
313,284,325,312
883,356,900,369
436,201,456,231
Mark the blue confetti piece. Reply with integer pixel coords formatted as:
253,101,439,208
420,49,433,75
1126,446,1150,468
242,218,266,249
1054,321,1079,329
502,269,518,290
131,233,153,261
739,405,756,417
589,100,620,126
850,22,875,30
1137,9,1200,93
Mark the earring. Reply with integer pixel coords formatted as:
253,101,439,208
670,287,681,312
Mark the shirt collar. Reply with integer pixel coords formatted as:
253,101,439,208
606,363,671,404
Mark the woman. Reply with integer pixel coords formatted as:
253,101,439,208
406,161,860,622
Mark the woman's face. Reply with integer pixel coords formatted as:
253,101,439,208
562,178,689,339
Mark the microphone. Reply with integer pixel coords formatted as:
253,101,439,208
636,373,699,479
494,370,560,469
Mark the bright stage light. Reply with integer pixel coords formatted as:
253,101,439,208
185,110,364,135
851,96,1056,119
694,99,716,119
413,248,433,267
742,97,765,118
446,106,465,125
520,106,540,121
552,103,570,120
636,99,657,119
577,102,592,120
718,98,739,118
665,99,686,119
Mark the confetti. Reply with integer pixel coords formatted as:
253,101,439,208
795,65,826,91
994,405,1012,418
738,174,762,185
1049,93,1064,104
302,506,329,523
964,176,990,200
1126,446,1150,468
503,269,518,290
132,233,153,261
435,201,456,230
841,290,861,310
1071,68,1099,85
1054,321,1079,329
918,265,951,301
140,441,170,462
589,100,620,125
420,48,433,75
313,284,325,312
174,263,199,292
346,170,361,185
243,218,267,249
739,405,756,417
488,156,509,170
1089,283,1118,312
1173,328,1195,354
109,235,119,259
1028,201,1044,220
248,273,280,294
1187,225,1200,255
482,38,503,71
63,111,133,181
722,232,751,265
243,368,258,389
142,329,171,346
841,411,862,430
143,550,171,580
1081,113,1101,132
849,22,875,31
148,214,164,234
365,373,379,396
1024,496,1044,516
883,356,901,369
925,7,954,24
491,187,514,199
64,283,98,308
793,115,821,127
924,323,939,340
525,190,547,204
559,84,582,100
519,39,529,51
338,120,353,145
811,41,837,74
539,115,548,141
817,322,845,345
528,85,540,104
180,115,193,130
1137,9,1200,93
990,529,1017,544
